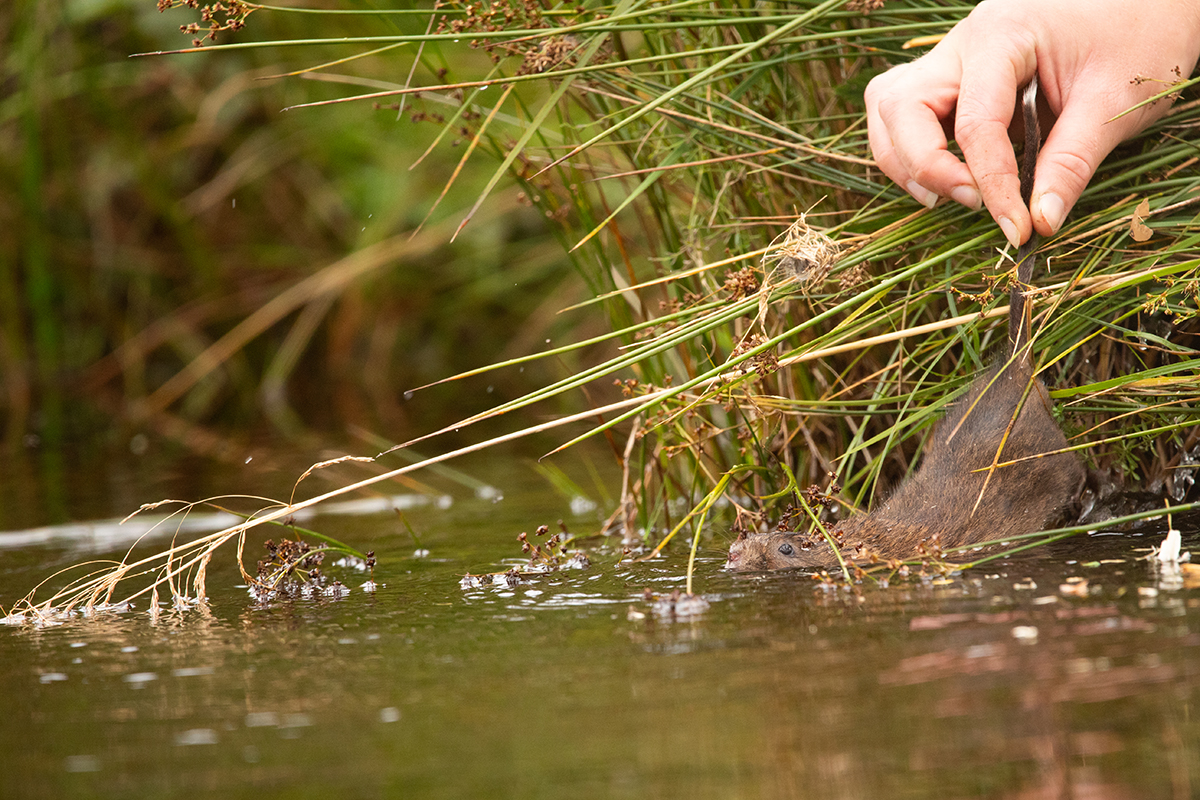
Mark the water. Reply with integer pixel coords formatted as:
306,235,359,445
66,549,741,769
2,458,1199,799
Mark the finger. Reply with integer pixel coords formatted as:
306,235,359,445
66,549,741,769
864,74,917,200
867,65,981,210
1031,87,1166,235
954,62,1031,247
1027,114,1107,237
866,69,936,207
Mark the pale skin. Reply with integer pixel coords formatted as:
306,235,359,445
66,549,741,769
865,0,1200,247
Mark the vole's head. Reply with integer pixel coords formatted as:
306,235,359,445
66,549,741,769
725,530,824,572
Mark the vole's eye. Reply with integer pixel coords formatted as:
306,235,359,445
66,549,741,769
778,542,794,556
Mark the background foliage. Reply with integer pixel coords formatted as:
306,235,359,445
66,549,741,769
1,0,594,455
1,0,618,529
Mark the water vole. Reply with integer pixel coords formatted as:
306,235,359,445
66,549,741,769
726,77,1085,572
724,357,1086,571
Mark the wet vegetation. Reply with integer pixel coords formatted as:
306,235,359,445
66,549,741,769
4,0,1200,615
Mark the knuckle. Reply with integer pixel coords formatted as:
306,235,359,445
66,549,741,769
962,0,1028,35
865,69,906,114
952,110,992,144
1046,149,1095,190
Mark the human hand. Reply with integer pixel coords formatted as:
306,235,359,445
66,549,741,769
865,0,1200,247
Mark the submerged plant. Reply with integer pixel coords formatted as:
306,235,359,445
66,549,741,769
459,522,591,589
251,537,358,602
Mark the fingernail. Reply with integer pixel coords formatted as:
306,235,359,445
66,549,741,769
906,180,938,209
949,185,982,211
998,216,1020,248
1037,192,1066,233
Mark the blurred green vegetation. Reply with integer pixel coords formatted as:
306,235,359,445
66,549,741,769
0,0,598,478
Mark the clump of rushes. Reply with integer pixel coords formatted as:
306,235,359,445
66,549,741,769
223,0,1194,539
159,0,1200,553
388,0,1200,547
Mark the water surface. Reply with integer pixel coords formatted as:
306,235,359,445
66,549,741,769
2,463,1198,799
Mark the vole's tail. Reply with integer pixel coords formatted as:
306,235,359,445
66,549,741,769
1008,76,1040,357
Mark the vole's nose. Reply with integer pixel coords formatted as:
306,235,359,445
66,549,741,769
725,531,748,570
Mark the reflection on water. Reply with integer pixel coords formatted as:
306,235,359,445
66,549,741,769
2,475,1198,798
0,493,451,554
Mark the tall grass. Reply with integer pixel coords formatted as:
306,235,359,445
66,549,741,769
289,0,1196,537
9,0,1200,615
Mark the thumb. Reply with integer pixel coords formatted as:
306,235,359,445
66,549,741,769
1029,101,1141,236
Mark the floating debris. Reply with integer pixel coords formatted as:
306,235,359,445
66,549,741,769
63,755,101,774
569,496,598,516
123,671,158,686
1011,626,1039,643
459,568,523,591
332,555,369,572
171,667,214,678
245,712,279,728
1180,563,1200,589
1,600,137,629
560,552,590,570
1155,525,1184,564
458,524,590,589
174,729,219,746
1059,577,1090,598
321,581,350,599
249,538,358,604
475,485,503,502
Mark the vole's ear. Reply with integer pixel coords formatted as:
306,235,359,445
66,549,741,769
734,530,748,542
